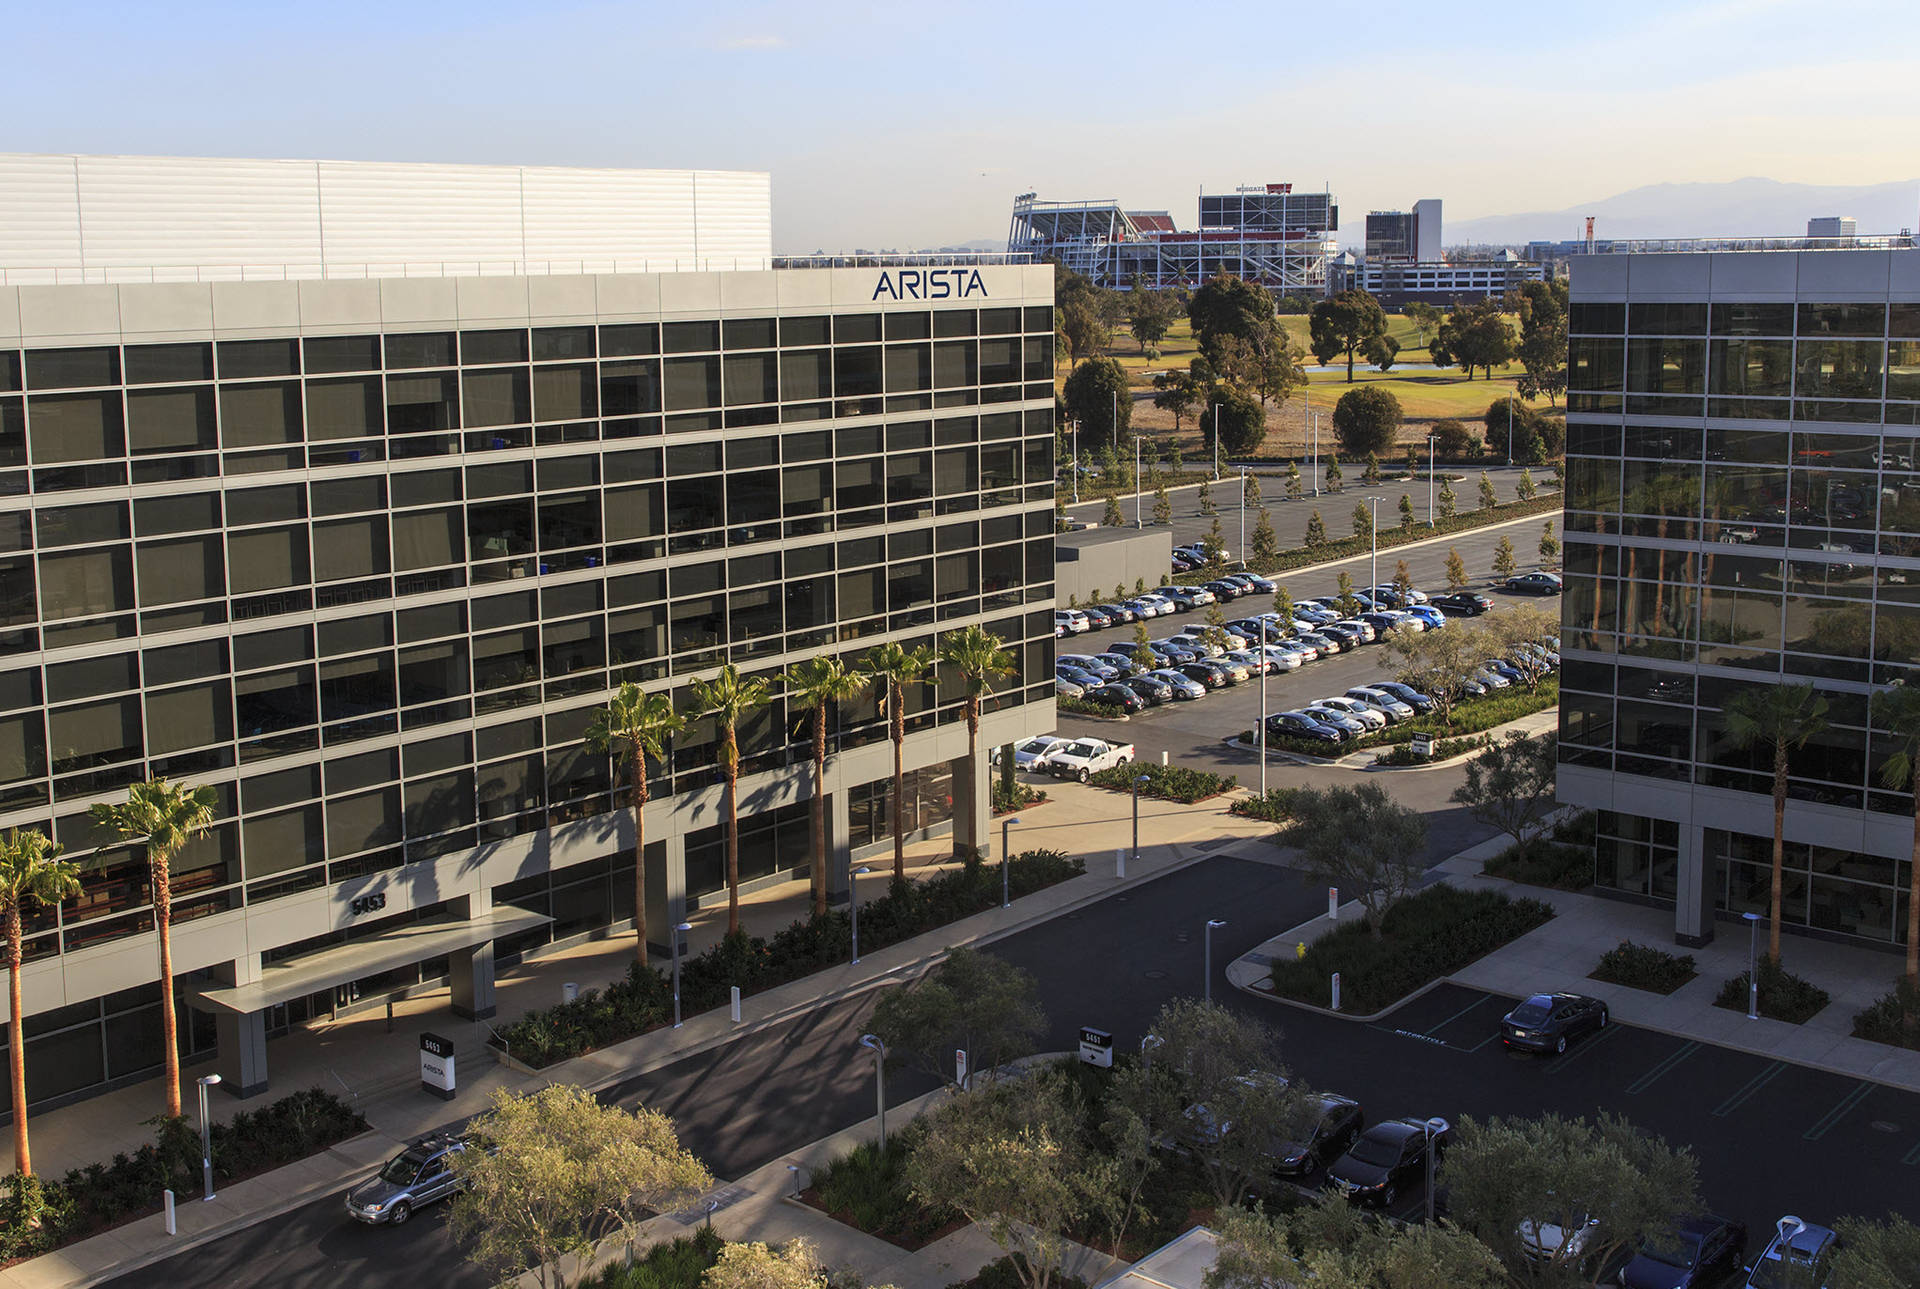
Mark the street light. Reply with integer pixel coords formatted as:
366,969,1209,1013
1131,775,1150,873
858,1033,888,1150
1134,429,1143,529
672,920,693,1027
1423,1117,1448,1224
1309,410,1320,497
1000,817,1020,908
850,866,873,964
197,1073,221,1201
1213,404,1221,479
1776,1215,1806,1288
1744,911,1762,1020
1237,467,1248,569
1257,617,1269,795
1204,918,1226,1002
1367,497,1381,605
1070,420,1080,503
1507,396,1515,466
1426,434,1437,528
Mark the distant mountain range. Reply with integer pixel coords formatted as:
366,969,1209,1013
1447,177,1920,247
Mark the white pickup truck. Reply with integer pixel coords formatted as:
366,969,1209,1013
1041,737,1136,782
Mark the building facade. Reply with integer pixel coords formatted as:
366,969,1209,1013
1557,246,1919,955
1329,254,1544,307
1362,200,1441,264
0,157,1058,1116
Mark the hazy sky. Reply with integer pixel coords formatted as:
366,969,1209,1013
7,0,1916,252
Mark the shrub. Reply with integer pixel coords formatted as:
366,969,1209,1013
1482,837,1593,890
809,1131,955,1249
991,780,1048,815
1851,978,1920,1051
1713,956,1832,1024
954,1256,1089,1289
1229,787,1310,824
1430,418,1480,457
580,1227,725,1289
1591,941,1697,995
1257,494,1562,573
1373,734,1491,766
1266,885,1553,1013
1089,762,1237,803
1331,385,1403,457
1057,694,1128,719
1261,681,1558,759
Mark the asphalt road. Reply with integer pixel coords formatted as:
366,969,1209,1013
126,854,1920,1289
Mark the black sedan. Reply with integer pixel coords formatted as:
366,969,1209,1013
1500,992,1610,1055
1272,1094,1365,1177
1120,675,1173,706
1505,571,1564,595
1327,1116,1450,1207
1266,711,1347,745
1204,578,1246,601
1085,683,1146,714
1177,662,1228,690
1430,591,1493,616
1619,1215,1749,1289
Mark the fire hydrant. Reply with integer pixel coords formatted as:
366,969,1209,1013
1296,941,1307,960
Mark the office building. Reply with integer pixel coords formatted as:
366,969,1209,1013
1558,244,1919,955
0,155,1058,1114
1363,199,1441,263
1809,216,1859,241
1330,252,1543,306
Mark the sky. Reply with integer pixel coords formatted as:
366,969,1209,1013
6,0,1919,253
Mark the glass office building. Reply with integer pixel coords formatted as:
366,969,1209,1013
0,156,1057,1115
1558,246,1919,953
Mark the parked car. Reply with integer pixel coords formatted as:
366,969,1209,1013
1133,594,1176,618
1208,658,1252,684
1327,1117,1450,1208
1095,602,1136,624
1060,654,1119,681
1405,605,1447,630
1358,611,1407,638
1006,735,1068,771
1055,608,1091,634
1150,668,1208,700
1519,1212,1602,1271
1430,591,1494,616
1080,606,1114,630
1500,992,1610,1055
1260,643,1305,671
1204,578,1246,602
1482,657,1526,685
1373,681,1434,714
1619,1215,1749,1289
1297,630,1344,655
1302,703,1369,736
1178,661,1229,690
1362,586,1405,609
1294,603,1341,625
1312,696,1387,731
1743,1219,1837,1289
1229,618,1278,643
1266,710,1347,745
1120,675,1174,706
346,1131,478,1225
1319,622,1365,649
1042,737,1135,781
1506,571,1564,595
1167,632,1227,658
1334,617,1377,643
1086,684,1145,714
1238,572,1277,593
1224,649,1272,676
1055,676,1086,699
1345,686,1416,723
1057,664,1107,690
1161,584,1216,609
1095,651,1146,677
1111,640,1159,664
1468,664,1511,690
1152,641,1200,665
1272,1094,1365,1177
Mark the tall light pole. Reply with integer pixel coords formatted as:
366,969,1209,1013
1258,617,1269,795
850,866,872,964
1776,1216,1806,1288
1204,918,1226,1002
1507,396,1514,466
1135,432,1143,529
1131,775,1150,872
1310,411,1321,497
1368,497,1381,602
1427,433,1437,528
1423,1117,1448,1224
1071,421,1080,503
672,920,693,1027
1212,404,1221,479
858,1034,888,1150
1001,816,1020,908
1744,910,1761,1019
197,1073,221,1201
1238,467,1248,568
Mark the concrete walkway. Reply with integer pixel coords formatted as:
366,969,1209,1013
2,779,1273,1289
1227,829,1920,1092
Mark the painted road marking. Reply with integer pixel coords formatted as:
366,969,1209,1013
1626,1041,1701,1095
1426,994,1495,1036
1804,1081,1874,1141
1712,1061,1787,1118
1543,1025,1621,1075
1904,1139,1920,1167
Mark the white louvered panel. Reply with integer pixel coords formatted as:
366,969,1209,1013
520,167,699,265
315,162,527,269
0,154,85,268
692,171,773,266
76,155,323,268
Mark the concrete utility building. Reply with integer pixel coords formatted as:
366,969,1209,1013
1558,243,1920,955
0,155,1058,1113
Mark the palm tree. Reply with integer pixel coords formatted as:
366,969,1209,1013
783,657,868,917
938,626,1017,849
862,642,938,881
585,683,684,966
1,828,81,1176
687,665,772,935
90,779,218,1118
1724,683,1828,964
1871,682,1920,982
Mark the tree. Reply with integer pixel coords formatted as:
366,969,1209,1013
1188,274,1281,369
1058,296,1113,366
1331,385,1403,458
1398,493,1416,533
1446,547,1469,590
1403,301,1444,348
1,829,80,1177
1062,357,1131,448
1152,483,1172,525
1392,560,1414,599
1168,440,1185,475
1831,1213,1920,1289
1483,396,1541,463
1441,1112,1698,1286
1363,452,1382,484
91,779,218,1118
1273,586,1297,627
1438,476,1458,518
1871,682,1920,982
1516,466,1537,501
1513,278,1570,407
1724,682,1829,963
1493,605,1560,691
1197,478,1216,516
1206,517,1229,572
1539,519,1560,567
449,1084,712,1289
1102,494,1124,527
1350,501,1373,541
1491,536,1517,578
1309,289,1390,382
1253,341,1308,411
1304,509,1326,547
1431,418,1479,457
1242,471,1261,507
689,665,773,935
863,642,939,882
1150,368,1202,434
1128,288,1179,354
1364,332,1401,372
1272,785,1427,937
1251,508,1278,561
1325,456,1344,493
1385,621,1490,728
1285,460,1303,500
1430,298,1516,380
1335,571,1362,617
870,947,1046,1087
1478,470,1499,511
1205,384,1266,456
940,626,1016,858
587,683,687,959
1451,733,1559,861
703,1240,828,1289
1054,493,1069,533
1208,1199,1508,1289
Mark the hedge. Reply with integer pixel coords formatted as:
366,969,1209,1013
1057,694,1129,719
1088,762,1237,803
1256,680,1559,759
1266,885,1553,1014
1852,979,1920,1051
1590,941,1697,995
580,1227,724,1289
494,849,1085,1068
1374,734,1492,766
1713,956,1832,1024
1255,493,1563,574
0,1087,366,1264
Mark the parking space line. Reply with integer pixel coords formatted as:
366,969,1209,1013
1803,1081,1874,1141
1904,1139,1920,1167
1712,1061,1787,1117
1625,1041,1700,1095
1425,993,1495,1036
1542,1025,1621,1075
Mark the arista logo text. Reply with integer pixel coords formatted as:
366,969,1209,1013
871,268,988,301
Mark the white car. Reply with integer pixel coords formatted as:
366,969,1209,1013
1262,644,1305,671
1056,676,1086,699
1005,735,1068,771
1518,1214,1599,1268
1344,686,1416,723
1130,595,1173,619
1055,609,1090,634
1334,618,1377,644
1042,737,1136,782
1167,632,1227,658
1312,696,1388,731
1224,649,1271,676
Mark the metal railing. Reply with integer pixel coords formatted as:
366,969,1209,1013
0,257,777,285
1567,234,1917,255
771,252,1032,269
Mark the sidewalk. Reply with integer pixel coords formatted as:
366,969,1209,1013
1227,830,1920,1092
2,780,1275,1289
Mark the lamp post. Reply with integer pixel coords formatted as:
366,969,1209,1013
1309,410,1319,497
1776,1216,1806,1289
1423,1116,1448,1224
1131,775,1150,873
1001,817,1020,908
1204,918,1226,1002
1135,431,1143,529
197,1073,221,1201
859,1033,888,1150
1071,421,1080,503
850,866,872,964
1258,617,1269,795
1238,468,1249,569
1507,395,1514,466
1368,497,1380,603
1427,433,1437,528
1213,404,1221,479
672,920,693,1027
1744,910,1762,1020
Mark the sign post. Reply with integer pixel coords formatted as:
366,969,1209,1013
1328,886,1339,921
1410,732,1434,761
1331,973,1342,1012
419,1032,456,1101
1078,1027,1114,1068
956,1048,970,1090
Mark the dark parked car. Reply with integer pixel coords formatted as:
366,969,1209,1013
1506,571,1564,595
1373,681,1435,714
1327,1117,1450,1207
1619,1215,1749,1289
1121,675,1174,705
1297,630,1344,655
1096,602,1136,624
1177,661,1228,690
1319,622,1364,648
1087,683,1145,714
1204,578,1246,601
1237,572,1277,593
1080,606,1114,629
1272,1094,1365,1177
1500,992,1610,1055
1482,656,1526,685
1431,591,1494,616
1266,710,1347,744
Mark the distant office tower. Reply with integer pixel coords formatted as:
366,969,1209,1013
1808,216,1858,240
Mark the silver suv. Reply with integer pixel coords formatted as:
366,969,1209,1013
345,1131,473,1225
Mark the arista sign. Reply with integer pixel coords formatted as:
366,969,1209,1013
871,268,989,301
